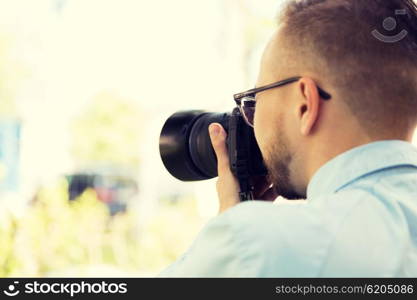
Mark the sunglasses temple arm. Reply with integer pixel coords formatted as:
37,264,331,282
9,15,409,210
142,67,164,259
318,87,332,100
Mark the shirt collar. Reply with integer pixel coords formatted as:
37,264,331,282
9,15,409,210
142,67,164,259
307,140,417,199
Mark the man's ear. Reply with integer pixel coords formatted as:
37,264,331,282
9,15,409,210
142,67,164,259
297,77,321,136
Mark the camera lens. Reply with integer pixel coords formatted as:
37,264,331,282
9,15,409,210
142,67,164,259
159,110,229,181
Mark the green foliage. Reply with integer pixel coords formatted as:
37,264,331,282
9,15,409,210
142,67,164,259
71,91,142,169
0,180,204,277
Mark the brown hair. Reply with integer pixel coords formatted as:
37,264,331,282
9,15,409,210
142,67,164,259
278,0,417,137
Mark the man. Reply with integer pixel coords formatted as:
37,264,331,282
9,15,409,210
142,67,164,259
159,0,417,277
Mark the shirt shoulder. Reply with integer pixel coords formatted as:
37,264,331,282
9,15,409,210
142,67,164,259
159,185,410,277
219,199,346,277
159,200,338,277
210,187,396,277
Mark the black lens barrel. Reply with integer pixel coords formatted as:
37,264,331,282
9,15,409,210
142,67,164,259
159,111,227,181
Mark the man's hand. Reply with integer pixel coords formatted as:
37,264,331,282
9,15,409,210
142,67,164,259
208,123,240,213
209,123,278,214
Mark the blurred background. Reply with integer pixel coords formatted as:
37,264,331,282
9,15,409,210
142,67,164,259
0,0,416,277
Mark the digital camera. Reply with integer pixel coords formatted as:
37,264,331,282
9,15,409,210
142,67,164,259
159,108,267,200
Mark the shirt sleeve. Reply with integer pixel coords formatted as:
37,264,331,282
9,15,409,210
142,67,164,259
157,210,248,277
157,200,331,277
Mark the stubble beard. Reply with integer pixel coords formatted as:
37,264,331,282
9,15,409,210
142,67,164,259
263,128,305,200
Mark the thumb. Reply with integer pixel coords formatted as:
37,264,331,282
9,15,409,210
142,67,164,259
208,123,230,175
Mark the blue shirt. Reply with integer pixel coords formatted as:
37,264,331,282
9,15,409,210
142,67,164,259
158,140,417,277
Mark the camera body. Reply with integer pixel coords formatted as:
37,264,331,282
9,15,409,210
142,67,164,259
159,108,267,200
227,108,267,182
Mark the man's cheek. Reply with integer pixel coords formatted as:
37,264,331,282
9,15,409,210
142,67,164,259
254,104,268,136
254,123,270,160
254,106,276,143
254,112,265,150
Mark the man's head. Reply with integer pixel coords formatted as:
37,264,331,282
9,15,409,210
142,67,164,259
254,0,417,199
